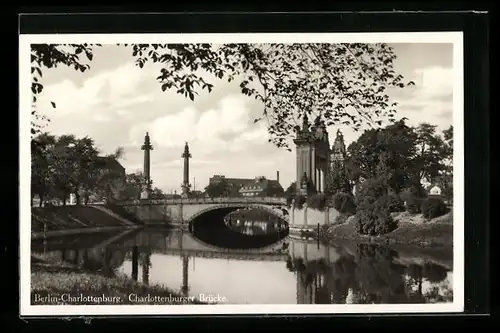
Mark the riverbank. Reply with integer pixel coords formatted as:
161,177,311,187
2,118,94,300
322,211,453,249
31,254,205,305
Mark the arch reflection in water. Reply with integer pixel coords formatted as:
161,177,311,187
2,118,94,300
188,208,289,250
31,227,453,305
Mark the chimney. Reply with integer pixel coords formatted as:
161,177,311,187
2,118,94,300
276,170,280,184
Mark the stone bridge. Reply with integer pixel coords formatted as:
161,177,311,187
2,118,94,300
112,197,289,226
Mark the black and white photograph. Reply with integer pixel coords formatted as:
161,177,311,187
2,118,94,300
20,32,464,316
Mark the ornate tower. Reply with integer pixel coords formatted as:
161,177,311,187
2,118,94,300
181,142,192,198
331,129,346,168
328,129,350,194
141,132,153,198
293,114,330,195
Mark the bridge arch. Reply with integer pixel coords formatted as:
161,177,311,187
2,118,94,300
187,203,289,225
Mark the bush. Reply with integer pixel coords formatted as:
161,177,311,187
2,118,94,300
294,194,306,210
387,193,405,213
307,193,327,211
334,214,348,225
333,192,357,215
354,178,398,236
401,184,427,214
421,197,448,219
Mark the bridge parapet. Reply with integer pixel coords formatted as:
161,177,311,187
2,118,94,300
114,196,288,206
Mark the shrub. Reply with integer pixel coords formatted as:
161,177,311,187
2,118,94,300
421,197,448,219
307,193,327,211
354,178,398,236
387,193,405,213
294,194,306,210
334,214,348,225
333,192,357,215
401,184,427,214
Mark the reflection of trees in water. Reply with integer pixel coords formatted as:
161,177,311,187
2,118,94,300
288,243,453,304
354,244,408,304
405,262,451,303
58,247,127,278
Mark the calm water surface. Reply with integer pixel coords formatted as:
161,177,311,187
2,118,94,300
32,226,453,304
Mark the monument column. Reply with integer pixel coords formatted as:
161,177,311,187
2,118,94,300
181,142,192,199
141,132,153,199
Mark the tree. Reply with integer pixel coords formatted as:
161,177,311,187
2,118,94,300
31,132,124,205
31,132,56,206
150,187,166,199
204,178,231,198
413,123,447,184
345,120,417,193
284,182,297,206
354,177,397,235
31,43,414,149
438,125,454,199
121,171,146,200
326,166,351,196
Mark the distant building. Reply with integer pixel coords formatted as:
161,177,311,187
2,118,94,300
429,185,442,196
209,171,284,197
239,176,284,197
209,175,255,197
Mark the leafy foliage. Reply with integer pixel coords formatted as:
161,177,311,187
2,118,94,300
387,192,405,213
354,178,397,236
332,192,357,215
325,166,351,196
401,183,427,214
31,43,413,149
31,44,98,136
420,197,448,219
204,178,231,198
346,121,453,214
284,182,297,206
345,120,417,193
306,193,327,211
294,194,307,210
31,132,125,206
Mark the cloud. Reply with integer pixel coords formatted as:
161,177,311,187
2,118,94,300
33,44,455,195
385,65,453,132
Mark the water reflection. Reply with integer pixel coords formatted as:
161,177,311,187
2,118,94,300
287,243,453,304
32,227,453,304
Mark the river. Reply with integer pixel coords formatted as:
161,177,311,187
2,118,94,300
31,225,454,305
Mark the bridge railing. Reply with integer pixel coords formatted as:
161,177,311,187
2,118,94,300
114,196,288,206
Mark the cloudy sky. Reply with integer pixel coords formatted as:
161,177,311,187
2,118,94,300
34,43,454,194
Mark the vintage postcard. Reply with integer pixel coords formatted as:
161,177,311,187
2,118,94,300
20,32,464,316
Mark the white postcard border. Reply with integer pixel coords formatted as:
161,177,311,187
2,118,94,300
19,31,465,316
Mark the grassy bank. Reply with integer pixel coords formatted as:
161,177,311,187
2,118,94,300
31,254,205,305
322,211,453,248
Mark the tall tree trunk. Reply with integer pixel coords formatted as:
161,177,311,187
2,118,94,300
75,192,81,205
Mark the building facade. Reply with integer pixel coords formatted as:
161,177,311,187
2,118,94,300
208,173,284,198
